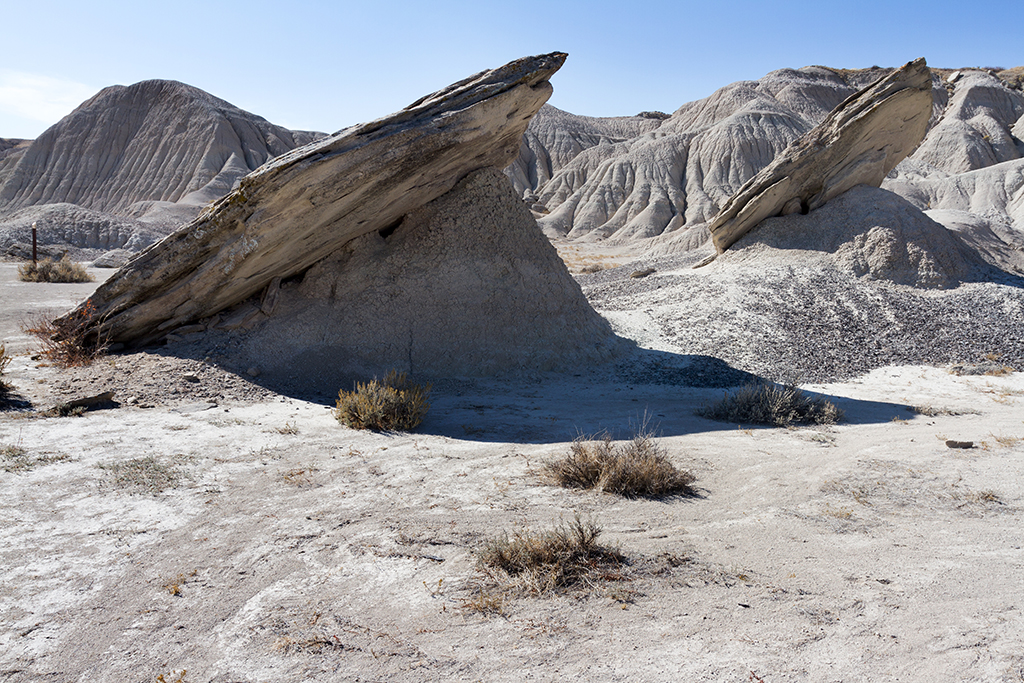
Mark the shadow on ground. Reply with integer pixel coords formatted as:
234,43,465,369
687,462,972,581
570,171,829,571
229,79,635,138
205,346,913,444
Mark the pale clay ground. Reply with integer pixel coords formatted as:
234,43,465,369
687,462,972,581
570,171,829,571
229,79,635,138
1,262,1024,682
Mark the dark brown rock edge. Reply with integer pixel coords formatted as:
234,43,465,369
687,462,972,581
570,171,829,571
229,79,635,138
709,58,933,252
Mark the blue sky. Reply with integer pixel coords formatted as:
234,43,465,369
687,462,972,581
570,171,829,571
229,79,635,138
1,0,1020,139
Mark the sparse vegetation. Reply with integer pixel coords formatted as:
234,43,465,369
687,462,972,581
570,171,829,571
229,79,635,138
477,516,625,595
24,300,107,367
18,256,93,283
544,430,695,498
949,359,1016,376
991,434,1022,448
461,589,506,615
698,382,843,426
163,569,198,596
2,444,71,472
98,456,183,493
912,404,981,417
334,370,431,431
155,671,187,683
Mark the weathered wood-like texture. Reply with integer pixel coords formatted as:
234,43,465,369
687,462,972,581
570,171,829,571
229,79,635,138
69,52,567,346
709,58,933,253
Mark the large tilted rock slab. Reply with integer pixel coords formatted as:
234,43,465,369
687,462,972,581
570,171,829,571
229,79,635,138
67,53,567,347
707,58,933,252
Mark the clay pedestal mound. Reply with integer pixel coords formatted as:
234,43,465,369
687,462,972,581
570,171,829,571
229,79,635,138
202,168,620,384
718,185,986,289
709,58,933,252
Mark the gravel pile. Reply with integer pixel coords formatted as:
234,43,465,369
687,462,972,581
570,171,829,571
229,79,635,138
39,353,277,408
581,254,1024,384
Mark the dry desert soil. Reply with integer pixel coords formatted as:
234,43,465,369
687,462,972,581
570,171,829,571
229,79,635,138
1,261,1024,682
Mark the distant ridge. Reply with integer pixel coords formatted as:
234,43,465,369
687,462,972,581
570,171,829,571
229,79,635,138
0,79,323,222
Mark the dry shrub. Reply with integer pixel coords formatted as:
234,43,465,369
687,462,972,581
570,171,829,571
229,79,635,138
698,382,843,426
478,516,625,594
545,430,695,498
23,300,107,367
0,344,11,396
334,370,431,431
18,256,93,283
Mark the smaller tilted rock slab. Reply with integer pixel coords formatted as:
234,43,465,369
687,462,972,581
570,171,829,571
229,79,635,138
708,58,933,253
64,53,566,347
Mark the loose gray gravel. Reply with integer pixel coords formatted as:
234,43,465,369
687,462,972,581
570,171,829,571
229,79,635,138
581,254,1024,384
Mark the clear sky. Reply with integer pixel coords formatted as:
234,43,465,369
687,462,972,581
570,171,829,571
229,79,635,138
1,0,1020,139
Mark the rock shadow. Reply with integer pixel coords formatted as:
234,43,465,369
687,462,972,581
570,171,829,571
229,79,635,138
140,341,914,445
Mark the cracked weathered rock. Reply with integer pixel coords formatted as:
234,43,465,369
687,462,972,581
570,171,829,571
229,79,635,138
708,58,933,253
66,52,568,348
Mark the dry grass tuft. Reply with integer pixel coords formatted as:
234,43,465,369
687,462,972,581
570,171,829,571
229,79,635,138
24,300,107,367
18,256,93,283
461,590,506,615
477,516,626,595
334,370,431,431
698,382,843,427
544,430,695,498
991,434,1022,448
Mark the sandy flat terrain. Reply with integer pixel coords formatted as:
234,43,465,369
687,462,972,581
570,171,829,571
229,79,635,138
2,262,1023,682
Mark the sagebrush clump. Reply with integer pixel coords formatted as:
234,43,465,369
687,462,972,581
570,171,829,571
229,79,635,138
334,370,431,431
545,430,695,498
477,516,625,594
698,382,843,426
18,256,93,283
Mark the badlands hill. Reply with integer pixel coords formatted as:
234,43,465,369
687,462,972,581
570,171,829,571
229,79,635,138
3,64,1021,267
0,80,323,259
513,65,1024,263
